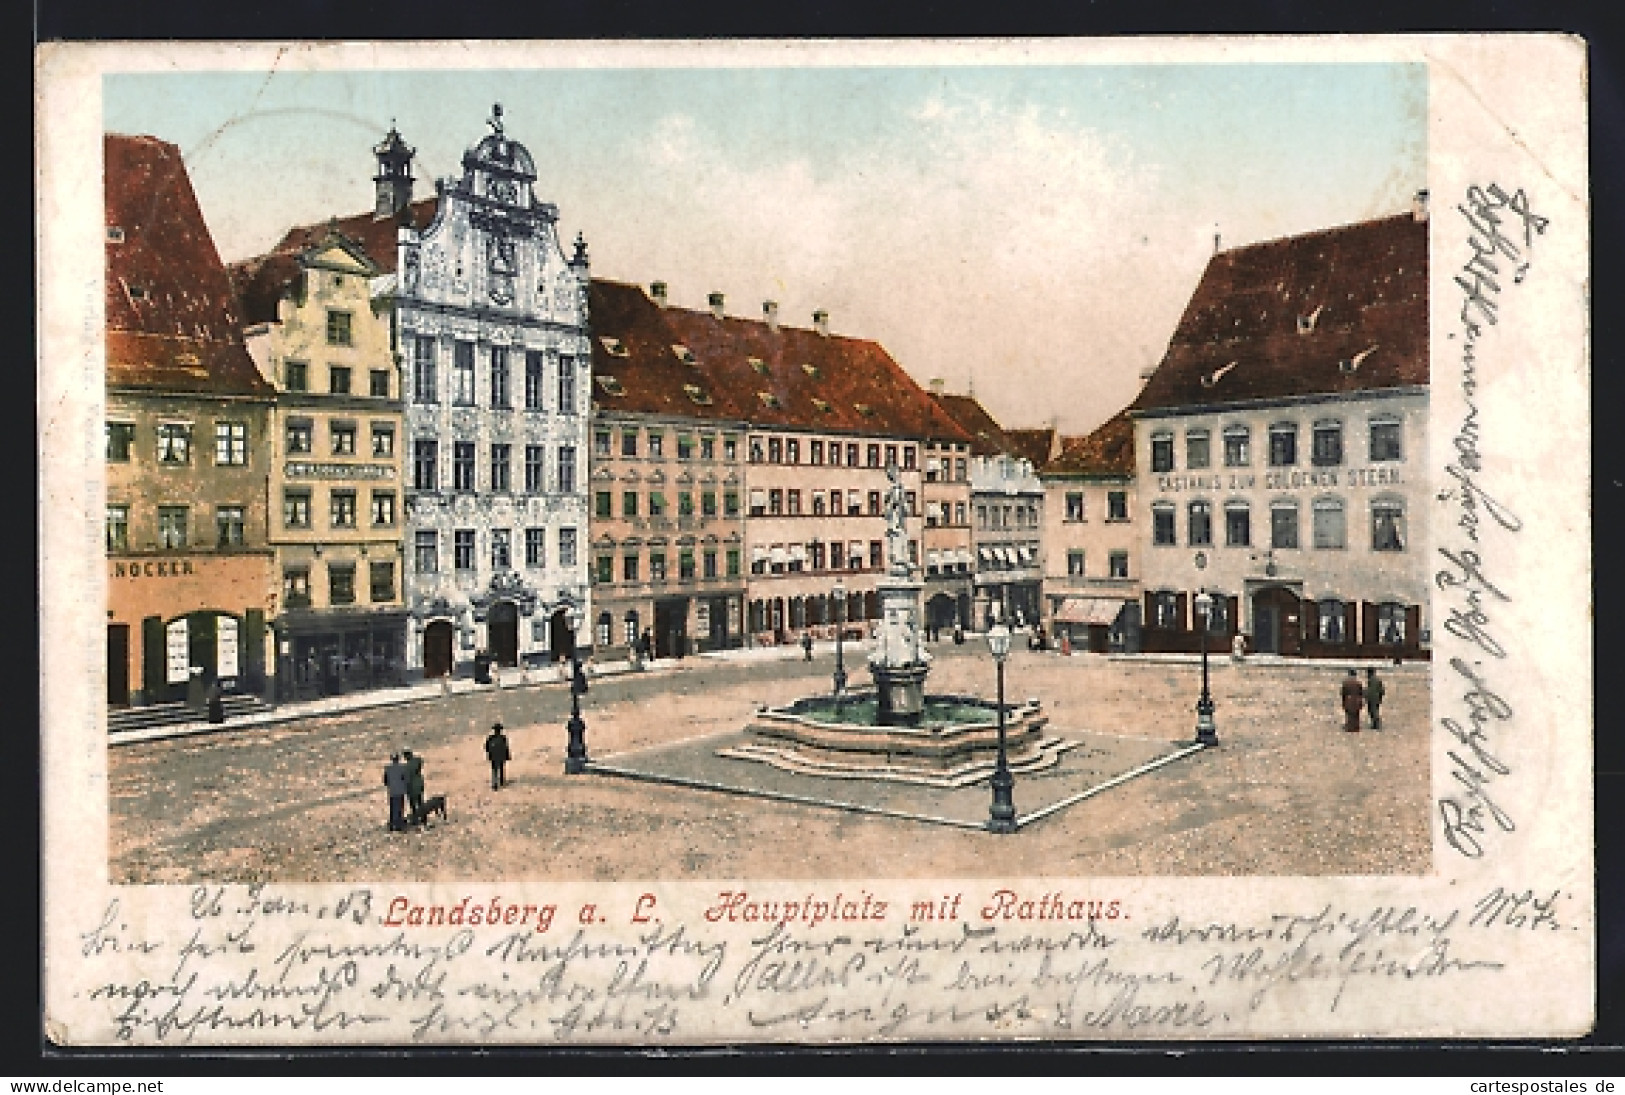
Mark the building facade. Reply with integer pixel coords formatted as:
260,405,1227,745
105,134,276,706
1040,410,1141,652
919,427,974,634
235,231,408,699
969,428,1049,629
1130,205,1430,658
389,111,594,675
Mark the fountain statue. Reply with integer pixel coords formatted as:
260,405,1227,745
725,463,1069,787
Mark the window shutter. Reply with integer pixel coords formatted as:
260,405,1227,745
141,615,165,698
1300,599,1318,645
1405,605,1421,650
1361,601,1378,646
1175,592,1189,632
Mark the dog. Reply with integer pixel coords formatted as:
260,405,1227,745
409,794,448,826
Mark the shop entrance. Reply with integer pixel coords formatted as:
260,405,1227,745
1251,586,1301,655
488,601,519,666
423,621,454,678
655,598,688,659
107,624,129,706
548,608,573,662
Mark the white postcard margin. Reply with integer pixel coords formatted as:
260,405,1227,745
37,35,1592,1045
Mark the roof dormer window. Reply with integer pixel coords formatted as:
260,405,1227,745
106,226,125,243
854,403,875,417
1339,344,1380,374
810,397,833,413
1296,304,1323,334
758,391,781,409
671,344,696,364
1200,361,1237,389
749,358,769,376
599,336,630,358
596,375,626,396
801,363,820,377
684,384,712,405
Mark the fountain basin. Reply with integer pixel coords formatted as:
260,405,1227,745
725,690,1069,787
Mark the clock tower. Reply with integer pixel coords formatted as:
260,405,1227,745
373,122,415,220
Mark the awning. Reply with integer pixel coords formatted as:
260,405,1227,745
1054,597,1126,626
790,544,807,561
770,547,788,565
927,550,941,566
979,547,993,564
1000,546,1017,566
751,546,768,563
749,489,767,507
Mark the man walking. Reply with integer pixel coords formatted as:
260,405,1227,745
1340,669,1365,733
403,749,425,823
801,632,814,661
382,753,410,832
485,722,512,790
1365,668,1386,730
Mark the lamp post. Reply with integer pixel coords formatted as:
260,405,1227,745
1194,589,1218,746
832,581,848,696
563,603,590,773
986,621,1017,833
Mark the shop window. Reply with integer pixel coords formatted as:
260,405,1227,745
1318,598,1346,643
215,505,245,547
1271,502,1299,549
1200,592,1228,633
1378,602,1408,645
328,564,356,605
1313,497,1346,549
1151,591,1180,629
1224,501,1251,547
1268,423,1297,467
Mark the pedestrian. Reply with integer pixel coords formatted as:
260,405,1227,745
801,632,813,661
382,752,410,832
403,749,425,822
485,722,512,790
640,628,653,662
1340,669,1364,733
1365,668,1386,730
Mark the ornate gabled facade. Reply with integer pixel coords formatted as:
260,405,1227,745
390,108,594,675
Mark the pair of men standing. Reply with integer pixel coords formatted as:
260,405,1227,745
1340,668,1387,732
382,750,426,831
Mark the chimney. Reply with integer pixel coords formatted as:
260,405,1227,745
929,378,945,395
708,291,725,321
1138,365,1157,390
763,300,779,333
649,281,668,307
812,309,830,337
1412,189,1430,223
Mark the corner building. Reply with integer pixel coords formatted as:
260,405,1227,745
104,135,276,706
1130,203,1430,658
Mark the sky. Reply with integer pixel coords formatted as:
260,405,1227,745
105,63,1425,436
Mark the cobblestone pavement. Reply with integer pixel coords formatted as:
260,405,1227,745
109,648,1430,882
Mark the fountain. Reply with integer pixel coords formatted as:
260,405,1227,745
723,464,1067,788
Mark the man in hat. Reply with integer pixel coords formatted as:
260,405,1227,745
1340,669,1365,733
485,722,512,790
403,749,426,822
1365,667,1386,730
382,752,410,832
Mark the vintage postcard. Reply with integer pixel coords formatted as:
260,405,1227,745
38,36,1591,1045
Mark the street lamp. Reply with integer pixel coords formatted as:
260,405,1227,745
832,581,848,696
1194,589,1219,746
986,621,1017,833
563,603,591,774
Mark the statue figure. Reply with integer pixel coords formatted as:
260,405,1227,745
883,462,910,574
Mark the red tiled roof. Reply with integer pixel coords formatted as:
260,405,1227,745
228,252,304,327
589,282,974,443
268,196,438,275
1132,212,1428,414
1004,427,1058,469
929,392,1016,457
1042,409,1136,478
104,134,270,396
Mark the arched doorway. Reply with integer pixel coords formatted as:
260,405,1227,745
423,621,454,678
488,601,519,666
926,593,956,632
1251,586,1301,655
548,608,574,662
